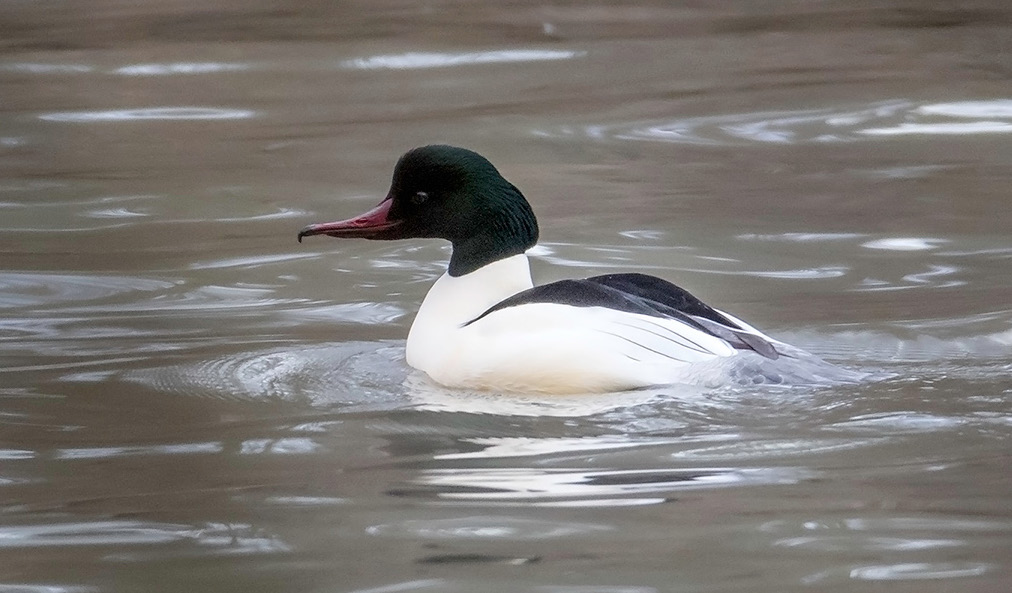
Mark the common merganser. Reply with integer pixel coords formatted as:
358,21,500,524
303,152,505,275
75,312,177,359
298,145,787,394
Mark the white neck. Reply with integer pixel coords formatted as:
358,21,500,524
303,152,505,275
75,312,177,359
406,254,533,368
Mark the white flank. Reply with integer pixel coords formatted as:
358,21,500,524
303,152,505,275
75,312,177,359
406,254,740,394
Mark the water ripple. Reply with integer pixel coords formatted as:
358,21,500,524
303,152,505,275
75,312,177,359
0,519,286,554
668,437,885,461
829,412,967,433
342,49,585,70
124,342,409,408
366,516,610,540
435,436,679,460
283,302,405,324
189,252,319,270
347,583,655,593
779,325,1012,362
0,584,96,593
919,100,1012,118
2,63,93,74
55,442,224,460
849,562,991,581
738,232,866,243
738,266,849,280
238,438,320,456
763,514,1008,584
114,62,249,76
194,207,307,223
82,207,149,219
0,273,177,310
777,535,962,552
2,61,250,77
39,107,256,123
860,122,1012,136
861,237,948,251
534,99,1012,146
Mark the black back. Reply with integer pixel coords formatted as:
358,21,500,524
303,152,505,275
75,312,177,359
465,273,779,360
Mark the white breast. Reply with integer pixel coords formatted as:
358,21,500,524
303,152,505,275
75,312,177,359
406,254,534,373
405,254,738,394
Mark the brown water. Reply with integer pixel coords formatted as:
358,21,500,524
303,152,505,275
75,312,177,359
2,2,1011,592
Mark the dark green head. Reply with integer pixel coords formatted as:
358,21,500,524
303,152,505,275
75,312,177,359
298,145,539,276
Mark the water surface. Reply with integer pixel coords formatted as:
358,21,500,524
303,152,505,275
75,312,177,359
1,2,1010,592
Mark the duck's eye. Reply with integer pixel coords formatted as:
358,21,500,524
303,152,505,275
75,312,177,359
411,191,429,206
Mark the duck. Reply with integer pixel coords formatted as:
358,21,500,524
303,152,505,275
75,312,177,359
298,145,787,394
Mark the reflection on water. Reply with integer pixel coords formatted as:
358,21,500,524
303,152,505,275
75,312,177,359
2,1,1011,592
404,466,809,507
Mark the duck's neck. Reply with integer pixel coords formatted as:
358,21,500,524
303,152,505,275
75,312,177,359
449,232,527,277
418,253,534,326
446,182,539,277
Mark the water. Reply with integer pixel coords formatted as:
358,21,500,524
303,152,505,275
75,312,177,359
2,2,1011,591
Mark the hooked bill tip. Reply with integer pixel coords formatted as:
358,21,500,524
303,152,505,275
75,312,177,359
297,225,316,243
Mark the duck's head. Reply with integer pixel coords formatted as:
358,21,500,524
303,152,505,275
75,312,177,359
298,145,539,276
